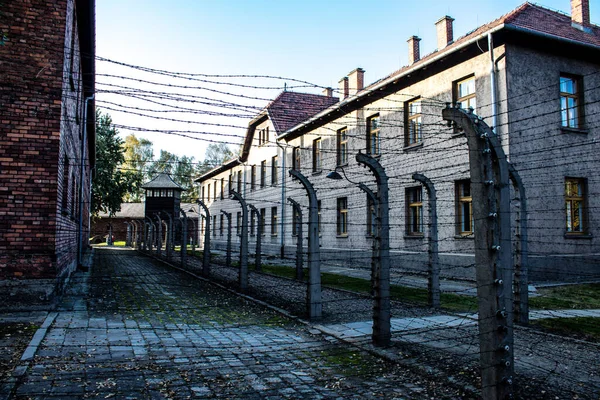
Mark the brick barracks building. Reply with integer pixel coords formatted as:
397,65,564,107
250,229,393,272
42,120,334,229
0,0,96,309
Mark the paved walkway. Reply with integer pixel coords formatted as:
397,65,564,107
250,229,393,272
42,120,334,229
4,248,472,399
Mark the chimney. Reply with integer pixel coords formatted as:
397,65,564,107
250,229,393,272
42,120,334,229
435,16,454,50
571,0,591,31
347,68,365,96
408,36,421,65
322,87,333,97
338,76,349,100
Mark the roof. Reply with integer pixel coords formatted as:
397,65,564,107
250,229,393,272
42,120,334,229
266,91,339,135
195,91,338,183
280,2,600,140
142,172,185,190
97,203,201,219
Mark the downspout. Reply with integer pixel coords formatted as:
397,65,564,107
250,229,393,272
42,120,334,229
276,141,286,258
488,33,497,134
78,94,94,268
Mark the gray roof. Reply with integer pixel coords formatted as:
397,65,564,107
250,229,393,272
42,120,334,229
141,173,184,190
98,203,201,219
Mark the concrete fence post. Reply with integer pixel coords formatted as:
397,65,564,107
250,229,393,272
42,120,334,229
220,210,232,268
180,209,188,268
357,152,391,348
289,169,321,320
412,173,440,308
162,212,173,262
443,105,514,400
508,164,529,325
248,204,262,272
230,189,249,292
154,214,163,257
196,200,211,277
288,197,304,281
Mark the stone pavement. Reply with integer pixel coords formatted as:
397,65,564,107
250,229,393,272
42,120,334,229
3,248,474,399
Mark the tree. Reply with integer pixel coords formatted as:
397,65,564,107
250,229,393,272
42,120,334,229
122,134,154,202
151,149,178,175
203,143,234,171
91,111,135,217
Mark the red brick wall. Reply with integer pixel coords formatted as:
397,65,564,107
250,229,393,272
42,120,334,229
0,0,93,305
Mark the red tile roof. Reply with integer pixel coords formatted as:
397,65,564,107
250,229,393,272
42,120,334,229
266,91,339,135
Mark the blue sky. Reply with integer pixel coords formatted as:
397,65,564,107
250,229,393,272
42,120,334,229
96,0,600,159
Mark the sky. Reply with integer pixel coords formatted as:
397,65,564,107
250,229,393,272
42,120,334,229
95,0,600,161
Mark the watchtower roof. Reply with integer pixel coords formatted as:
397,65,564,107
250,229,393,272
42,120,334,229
141,173,184,190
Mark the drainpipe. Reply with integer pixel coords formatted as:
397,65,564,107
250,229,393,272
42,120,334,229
276,141,286,258
488,33,498,135
78,94,94,269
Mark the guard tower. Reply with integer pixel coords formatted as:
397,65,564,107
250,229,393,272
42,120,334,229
142,173,185,219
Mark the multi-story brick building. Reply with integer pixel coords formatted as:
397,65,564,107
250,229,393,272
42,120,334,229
197,0,599,282
0,0,96,309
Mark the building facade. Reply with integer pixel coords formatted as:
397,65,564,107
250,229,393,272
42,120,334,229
0,0,96,309
198,0,599,282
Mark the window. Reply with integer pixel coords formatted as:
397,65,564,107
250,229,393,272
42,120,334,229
337,198,348,236
260,208,266,236
213,181,217,201
228,173,233,194
212,215,217,238
166,190,173,197
312,138,322,173
201,186,205,202
367,115,380,155
405,99,423,146
292,147,301,171
61,156,70,214
366,195,376,237
565,178,587,234
560,75,583,129
260,161,266,187
271,155,278,186
456,180,473,235
406,187,423,236
207,184,211,202
236,212,242,236
251,165,256,191
250,210,256,236
318,200,322,236
271,207,278,235
70,172,78,219
220,178,224,199
455,75,476,111
292,206,300,236
237,170,242,193
258,127,270,146
337,128,348,166
220,214,224,236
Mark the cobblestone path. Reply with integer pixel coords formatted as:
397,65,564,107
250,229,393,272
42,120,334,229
10,248,472,399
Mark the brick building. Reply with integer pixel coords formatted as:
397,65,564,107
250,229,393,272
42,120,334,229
197,0,599,282
0,0,96,309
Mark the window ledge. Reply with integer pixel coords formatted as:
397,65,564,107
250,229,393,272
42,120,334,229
564,233,593,240
403,142,423,152
561,127,588,134
454,234,474,240
404,234,424,240
336,234,349,238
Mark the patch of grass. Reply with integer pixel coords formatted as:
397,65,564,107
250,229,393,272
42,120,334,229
531,317,600,342
530,284,600,310
260,264,477,312
317,348,388,377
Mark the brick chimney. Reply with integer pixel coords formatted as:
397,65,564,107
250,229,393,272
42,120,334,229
322,87,333,97
435,16,454,50
408,36,421,65
571,0,591,31
347,68,365,96
338,76,349,100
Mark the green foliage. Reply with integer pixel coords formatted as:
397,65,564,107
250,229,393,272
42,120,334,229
122,134,154,202
531,317,600,342
91,110,137,217
529,283,600,310
203,143,235,170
